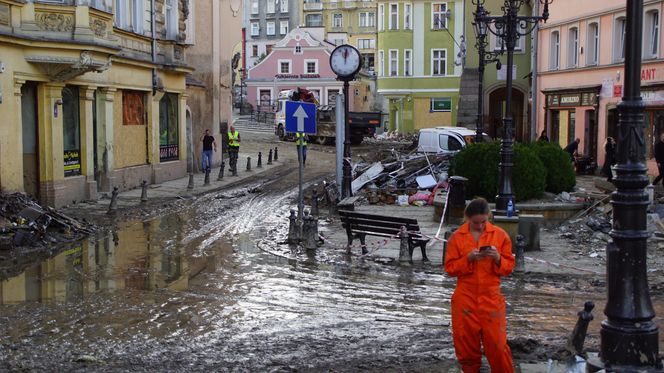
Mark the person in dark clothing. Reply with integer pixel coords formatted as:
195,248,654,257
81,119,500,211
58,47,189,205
200,129,217,171
653,133,664,185
564,138,580,162
601,137,616,182
538,130,549,142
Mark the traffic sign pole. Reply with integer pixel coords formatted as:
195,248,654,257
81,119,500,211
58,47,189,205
298,135,304,228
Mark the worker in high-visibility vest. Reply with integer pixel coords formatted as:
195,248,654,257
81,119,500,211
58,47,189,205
295,132,308,167
227,125,241,175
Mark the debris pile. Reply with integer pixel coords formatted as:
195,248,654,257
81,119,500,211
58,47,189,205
0,192,95,251
350,150,452,206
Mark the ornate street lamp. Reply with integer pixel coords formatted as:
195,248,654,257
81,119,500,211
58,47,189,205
472,2,503,143
587,0,662,371
474,0,552,214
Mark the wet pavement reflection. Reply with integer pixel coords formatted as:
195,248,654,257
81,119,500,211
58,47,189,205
1,185,663,371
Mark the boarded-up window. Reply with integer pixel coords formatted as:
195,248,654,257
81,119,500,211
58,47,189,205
122,90,145,125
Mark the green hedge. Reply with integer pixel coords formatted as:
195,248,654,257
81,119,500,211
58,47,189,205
450,141,549,202
529,141,576,194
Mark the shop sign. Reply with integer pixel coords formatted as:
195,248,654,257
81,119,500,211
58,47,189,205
497,65,517,81
613,84,623,97
549,95,560,106
274,74,322,79
642,90,664,101
159,145,179,161
64,150,81,177
560,94,580,106
642,68,657,81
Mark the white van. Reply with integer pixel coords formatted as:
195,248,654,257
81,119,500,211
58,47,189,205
417,127,491,155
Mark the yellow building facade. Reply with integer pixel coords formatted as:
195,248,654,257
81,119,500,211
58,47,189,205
0,1,191,207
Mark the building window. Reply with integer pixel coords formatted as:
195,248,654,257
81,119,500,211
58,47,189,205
431,49,446,75
306,14,323,27
358,39,375,49
62,85,81,177
259,89,272,107
305,60,318,73
114,0,144,34
432,3,448,30
550,30,559,69
280,20,289,34
568,27,578,68
614,16,626,62
252,45,259,57
359,12,375,27
378,50,384,76
279,60,292,73
294,45,302,54
122,90,146,125
266,44,273,55
251,0,259,14
165,0,178,39
645,10,660,59
404,3,412,30
280,0,288,12
159,93,179,162
389,3,398,30
430,97,452,112
267,21,275,35
378,4,384,31
404,49,412,76
587,22,599,66
363,53,375,72
333,14,343,28
251,22,259,36
267,0,275,13
389,49,398,76
334,38,344,45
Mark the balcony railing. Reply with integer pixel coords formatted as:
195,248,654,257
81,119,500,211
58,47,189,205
303,2,323,11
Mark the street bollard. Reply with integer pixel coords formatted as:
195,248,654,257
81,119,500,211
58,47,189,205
204,167,211,185
515,234,526,273
257,152,262,168
311,188,319,217
567,301,595,356
267,149,273,165
187,173,194,189
107,187,119,214
246,156,252,171
140,180,148,202
398,226,411,263
287,209,299,245
303,214,318,250
274,146,278,161
217,161,225,180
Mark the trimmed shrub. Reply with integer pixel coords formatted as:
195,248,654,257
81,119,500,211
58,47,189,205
450,141,547,202
530,141,576,193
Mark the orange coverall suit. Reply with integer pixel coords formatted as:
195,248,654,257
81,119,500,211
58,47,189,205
444,221,515,373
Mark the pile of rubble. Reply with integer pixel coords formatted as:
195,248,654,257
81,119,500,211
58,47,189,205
350,150,452,206
0,192,96,251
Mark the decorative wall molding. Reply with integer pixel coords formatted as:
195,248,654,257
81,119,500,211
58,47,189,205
25,51,112,81
89,17,108,38
35,12,74,32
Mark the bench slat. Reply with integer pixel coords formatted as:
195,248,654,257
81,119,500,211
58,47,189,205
340,217,421,232
338,211,419,225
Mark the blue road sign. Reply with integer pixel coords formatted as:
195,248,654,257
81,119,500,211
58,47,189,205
285,101,317,134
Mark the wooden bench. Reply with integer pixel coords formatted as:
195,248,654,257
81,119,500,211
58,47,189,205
338,210,430,261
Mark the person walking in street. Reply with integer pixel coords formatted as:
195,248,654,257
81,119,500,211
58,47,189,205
564,138,580,163
200,129,217,172
601,137,616,182
653,133,664,186
295,133,308,167
444,197,515,373
538,130,549,142
227,125,241,175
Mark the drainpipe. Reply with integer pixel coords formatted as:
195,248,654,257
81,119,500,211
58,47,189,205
151,0,158,95
530,1,539,141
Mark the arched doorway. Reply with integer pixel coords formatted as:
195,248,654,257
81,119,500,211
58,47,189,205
488,87,526,141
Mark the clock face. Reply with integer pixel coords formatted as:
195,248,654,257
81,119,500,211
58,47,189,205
330,45,362,78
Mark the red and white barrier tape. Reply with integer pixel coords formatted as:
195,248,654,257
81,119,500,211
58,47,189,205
523,256,603,275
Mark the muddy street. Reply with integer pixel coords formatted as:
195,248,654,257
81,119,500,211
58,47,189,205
1,132,663,372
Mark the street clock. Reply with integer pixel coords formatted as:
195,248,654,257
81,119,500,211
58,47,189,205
329,44,362,80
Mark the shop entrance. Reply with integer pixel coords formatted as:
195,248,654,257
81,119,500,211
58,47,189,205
488,88,525,141
584,110,598,161
21,82,39,200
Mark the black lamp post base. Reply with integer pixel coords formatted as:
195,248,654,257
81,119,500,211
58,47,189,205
586,324,662,372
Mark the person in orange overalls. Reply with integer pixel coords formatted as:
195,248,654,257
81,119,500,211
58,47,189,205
444,197,515,373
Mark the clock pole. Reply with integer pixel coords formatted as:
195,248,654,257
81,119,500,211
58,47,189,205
342,79,352,199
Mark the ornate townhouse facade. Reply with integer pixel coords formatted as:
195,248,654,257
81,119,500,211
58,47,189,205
0,0,192,207
375,0,465,133
537,0,664,174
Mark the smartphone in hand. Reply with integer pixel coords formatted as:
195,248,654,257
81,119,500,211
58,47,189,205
479,246,492,253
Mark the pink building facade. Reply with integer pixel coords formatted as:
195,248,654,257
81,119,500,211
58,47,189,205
245,28,345,110
537,0,664,176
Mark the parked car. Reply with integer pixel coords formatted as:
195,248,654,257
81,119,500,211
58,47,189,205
417,127,491,155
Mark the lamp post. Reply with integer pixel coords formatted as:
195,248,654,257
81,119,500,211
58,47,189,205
474,0,552,214
472,2,503,143
587,0,662,371
238,68,246,113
